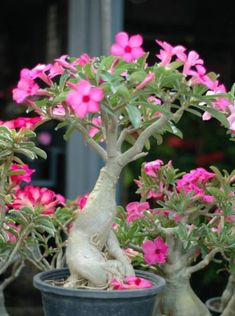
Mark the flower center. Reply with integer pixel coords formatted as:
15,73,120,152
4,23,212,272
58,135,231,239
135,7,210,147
155,249,161,254
82,95,90,102
135,278,141,285
125,45,132,53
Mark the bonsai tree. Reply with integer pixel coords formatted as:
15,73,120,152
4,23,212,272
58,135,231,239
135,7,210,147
12,32,235,290
115,159,235,315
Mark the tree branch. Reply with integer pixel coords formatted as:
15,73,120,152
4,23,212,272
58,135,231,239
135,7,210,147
186,248,220,275
1,260,25,290
75,124,107,161
118,115,168,167
117,127,138,151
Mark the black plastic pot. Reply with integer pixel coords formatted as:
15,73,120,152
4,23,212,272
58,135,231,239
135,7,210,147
205,297,222,316
33,268,165,316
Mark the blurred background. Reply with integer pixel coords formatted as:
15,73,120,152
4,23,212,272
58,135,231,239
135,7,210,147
0,0,235,314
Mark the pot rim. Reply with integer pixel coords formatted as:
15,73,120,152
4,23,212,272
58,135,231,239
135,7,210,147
33,268,165,299
205,296,222,313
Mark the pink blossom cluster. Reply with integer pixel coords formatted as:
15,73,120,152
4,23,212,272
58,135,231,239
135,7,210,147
111,276,152,290
126,201,150,223
11,185,65,215
0,116,42,129
176,168,215,203
12,54,90,104
155,40,233,126
12,53,106,120
143,159,163,177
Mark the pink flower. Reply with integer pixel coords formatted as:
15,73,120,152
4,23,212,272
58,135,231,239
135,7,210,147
111,32,145,62
156,40,186,65
4,223,21,243
12,69,39,103
176,168,215,202
66,80,104,119
49,61,66,78
111,276,152,290
136,72,155,90
30,64,52,86
142,236,168,265
75,193,89,209
11,185,64,215
143,159,163,177
72,53,91,67
52,104,66,116
0,117,42,129
10,164,35,184
227,109,235,133
13,116,42,129
88,117,102,138
112,223,119,230
177,50,204,75
126,201,150,223
123,248,139,260
147,96,161,105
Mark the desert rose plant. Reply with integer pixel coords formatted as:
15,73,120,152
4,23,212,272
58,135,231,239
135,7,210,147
115,159,235,316
0,117,76,316
0,116,46,315
11,31,235,294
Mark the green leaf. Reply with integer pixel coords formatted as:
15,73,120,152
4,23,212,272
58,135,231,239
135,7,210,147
34,224,55,236
128,71,146,84
8,210,28,226
184,107,202,117
144,139,150,150
55,121,69,130
230,83,235,97
193,104,229,127
0,229,9,242
63,124,77,141
152,133,163,145
116,85,130,100
32,147,47,159
206,187,226,199
126,105,142,128
169,122,183,138
0,149,12,159
14,148,36,160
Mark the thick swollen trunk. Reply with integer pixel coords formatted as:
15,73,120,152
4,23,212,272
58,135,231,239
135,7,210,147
220,275,235,316
221,292,235,316
66,162,134,288
0,286,9,316
155,274,210,316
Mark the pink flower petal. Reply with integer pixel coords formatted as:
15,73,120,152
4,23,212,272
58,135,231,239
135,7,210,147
129,34,143,48
131,47,145,59
77,80,91,95
90,87,104,102
88,100,100,113
115,32,129,47
111,44,125,56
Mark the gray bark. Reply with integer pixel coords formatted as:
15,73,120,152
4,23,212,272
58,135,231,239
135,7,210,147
156,274,210,316
0,286,9,316
65,161,134,288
